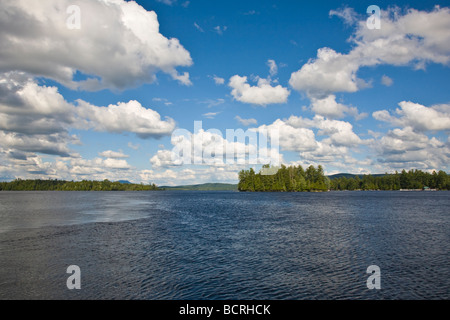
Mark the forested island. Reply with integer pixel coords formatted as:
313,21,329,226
239,165,330,192
238,165,450,192
0,179,160,191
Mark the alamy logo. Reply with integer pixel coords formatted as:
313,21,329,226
66,265,81,290
66,5,81,30
366,5,381,30
366,265,381,290
170,121,281,175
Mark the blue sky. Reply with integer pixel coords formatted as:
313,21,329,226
0,0,449,185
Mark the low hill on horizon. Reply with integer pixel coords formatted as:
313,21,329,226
161,183,238,191
327,173,387,180
161,174,391,190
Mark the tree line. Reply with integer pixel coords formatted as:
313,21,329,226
0,179,160,191
239,164,330,192
239,165,450,192
330,169,450,191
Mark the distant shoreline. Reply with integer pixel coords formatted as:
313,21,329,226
0,179,160,192
238,166,449,192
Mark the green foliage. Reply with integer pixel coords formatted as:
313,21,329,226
0,179,160,191
238,164,330,192
329,169,450,191
238,166,450,192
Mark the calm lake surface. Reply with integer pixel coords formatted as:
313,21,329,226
0,191,448,300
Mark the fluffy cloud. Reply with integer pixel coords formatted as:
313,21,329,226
254,115,369,169
140,169,194,184
290,6,450,105
1,148,243,185
253,115,372,172
353,7,450,67
309,95,363,119
140,166,239,186
75,100,176,139
378,127,431,154
0,73,81,157
0,148,136,181
0,131,78,157
371,101,450,170
286,115,365,147
229,75,290,106
373,126,449,170
373,101,450,131
103,158,131,170
150,126,283,169
150,150,182,168
298,141,350,163
0,72,75,135
257,120,318,152
99,150,129,159
1,147,267,184
70,157,131,174
0,72,176,161
0,150,60,178
289,47,360,98
0,0,193,90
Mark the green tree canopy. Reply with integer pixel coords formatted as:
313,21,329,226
0,179,160,191
238,164,330,192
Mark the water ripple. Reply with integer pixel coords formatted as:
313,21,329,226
0,191,448,299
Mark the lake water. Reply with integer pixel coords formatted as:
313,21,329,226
0,191,448,300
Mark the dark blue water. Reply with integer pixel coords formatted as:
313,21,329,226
0,191,448,300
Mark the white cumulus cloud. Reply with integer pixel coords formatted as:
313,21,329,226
0,0,193,90
309,95,362,119
286,115,366,147
373,101,450,131
257,120,318,152
76,100,176,139
99,150,129,159
290,6,450,107
229,75,290,106
0,72,176,162
289,47,360,98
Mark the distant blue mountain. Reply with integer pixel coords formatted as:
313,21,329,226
116,180,132,184
327,173,386,179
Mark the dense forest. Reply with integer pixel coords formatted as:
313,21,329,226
239,165,450,192
330,169,450,191
0,179,159,191
239,164,330,192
